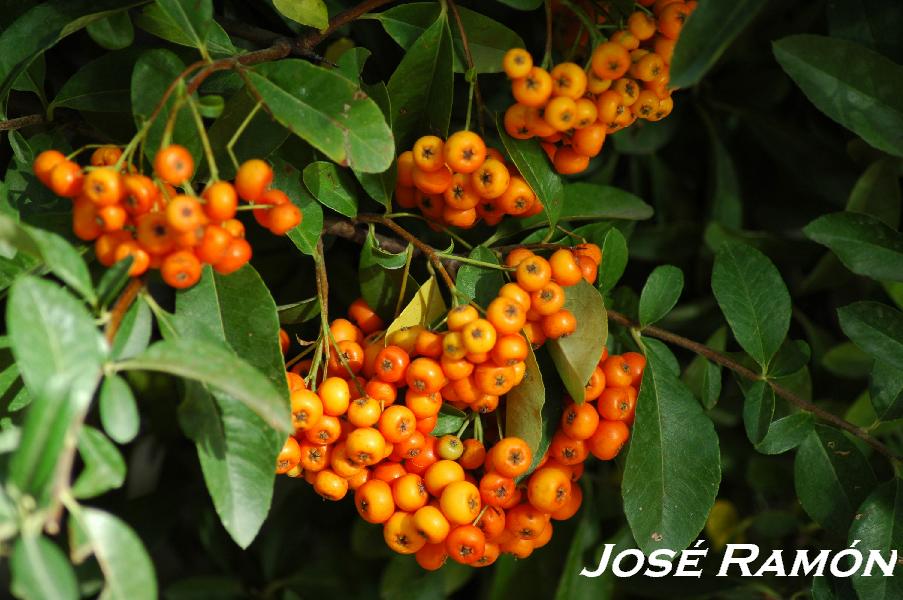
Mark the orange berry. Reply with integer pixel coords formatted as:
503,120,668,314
213,236,252,275
49,160,84,198
412,135,445,172
33,150,66,187
550,62,587,99
83,168,123,206
166,195,204,233
154,144,194,185
234,158,273,202
161,250,202,288
503,48,533,79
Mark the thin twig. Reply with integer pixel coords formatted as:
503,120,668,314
314,236,330,366
0,113,44,132
298,0,398,51
447,0,486,135
355,215,457,293
606,309,901,464
104,278,145,344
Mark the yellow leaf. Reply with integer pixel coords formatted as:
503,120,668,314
385,277,446,341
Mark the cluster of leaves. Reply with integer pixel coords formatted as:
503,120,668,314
0,0,901,599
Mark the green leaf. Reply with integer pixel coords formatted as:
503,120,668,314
386,12,453,149
278,297,320,325
73,506,157,600
248,59,394,173
669,0,768,88
455,246,505,307
197,95,224,119
754,412,814,455
638,265,683,327
353,82,395,211
683,327,726,409
177,264,286,386
0,0,144,102
505,346,545,463
111,297,152,360
133,3,235,57
711,242,791,370
155,0,213,54
174,265,285,548
741,380,774,444
335,46,372,81
870,360,903,421
794,425,877,531
86,11,134,50
274,0,328,30
773,34,903,157
99,374,139,444
10,535,78,600
431,403,467,436
386,277,446,340
8,372,98,509
71,425,126,499
643,338,680,377
507,348,561,479
547,281,607,403
12,54,46,104
497,125,564,231
849,478,903,600
96,256,134,310
768,339,812,378
303,161,359,218
131,49,201,165
804,212,903,282
597,227,628,294
701,113,743,229
48,48,137,116
7,276,105,395
564,184,653,220
0,213,96,303
270,157,323,256
376,3,524,73
847,159,901,228
360,231,410,320
838,301,903,371
622,349,721,554
118,338,291,433
178,383,278,549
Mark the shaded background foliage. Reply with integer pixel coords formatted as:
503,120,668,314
1,0,902,599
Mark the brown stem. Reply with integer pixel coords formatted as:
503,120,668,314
355,215,457,293
298,0,398,51
324,215,408,253
606,309,901,463
0,113,43,132
105,278,144,344
447,0,486,134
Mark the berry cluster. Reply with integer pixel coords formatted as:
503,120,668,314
32,146,301,288
502,1,695,175
274,243,642,569
395,131,543,228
